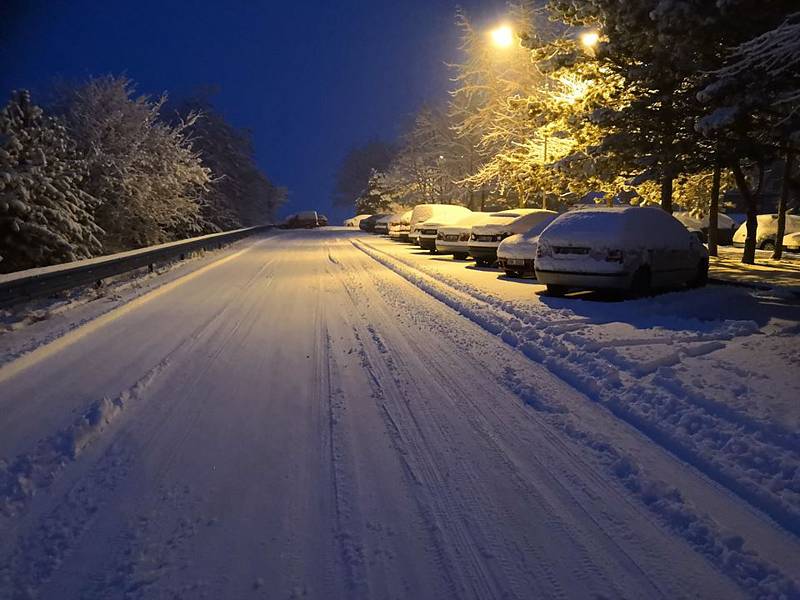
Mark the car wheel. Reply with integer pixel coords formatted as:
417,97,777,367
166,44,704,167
453,252,468,260
505,269,521,278
474,258,487,267
428,248,437,255
689,258,709,288
546,284,569,297
630,266,652,296
760,240,776,251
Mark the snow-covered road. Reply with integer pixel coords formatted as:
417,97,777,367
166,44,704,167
1,228,798,599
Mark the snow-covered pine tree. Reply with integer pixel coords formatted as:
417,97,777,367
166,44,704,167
698,8,800,262
355,170,400,214
547,0,723,213
0,90,102,273
333,140,395,211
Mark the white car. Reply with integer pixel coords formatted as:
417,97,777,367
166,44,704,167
408,204,472,245
344,214,370,228
417,212,489,253
496,214,559,278
436,211,522,259
732,214,800,250
783,231,800,252
469,210,557,266
535,207,709,296
673,211,737,245
373,213,397,235
388,210,413,241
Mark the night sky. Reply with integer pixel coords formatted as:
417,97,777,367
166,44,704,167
1,0,507,223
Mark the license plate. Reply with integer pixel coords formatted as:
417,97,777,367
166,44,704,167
507,258,525,266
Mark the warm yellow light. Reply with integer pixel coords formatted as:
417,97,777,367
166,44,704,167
580,31,600,48
490,25,514,48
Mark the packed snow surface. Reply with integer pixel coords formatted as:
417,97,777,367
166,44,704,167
0,228,798,600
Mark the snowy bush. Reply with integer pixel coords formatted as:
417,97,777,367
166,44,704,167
56,76,210,252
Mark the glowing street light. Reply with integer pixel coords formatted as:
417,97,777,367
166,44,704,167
490,24,514,49
580,31,600,49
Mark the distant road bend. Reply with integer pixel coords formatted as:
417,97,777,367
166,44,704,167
0,228,797,600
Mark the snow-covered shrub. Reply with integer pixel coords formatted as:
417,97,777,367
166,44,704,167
56,76,210,251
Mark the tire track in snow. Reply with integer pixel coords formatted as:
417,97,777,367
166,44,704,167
352,238,800,599
0,257,273,522
332,242,688,599
354,240,800,529
0,250,282,599
348,249,677,600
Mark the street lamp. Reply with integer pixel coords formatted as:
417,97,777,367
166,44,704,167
580,31,600,49
490,24,514,49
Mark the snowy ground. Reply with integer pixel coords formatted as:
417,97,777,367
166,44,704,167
711,246,800,290
0,228,798,599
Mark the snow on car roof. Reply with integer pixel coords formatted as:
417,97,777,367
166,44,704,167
540,207,690,248
673,211,735,229
410,204,472,225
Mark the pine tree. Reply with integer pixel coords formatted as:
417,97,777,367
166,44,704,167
698,8,800,262
333,140,395,210
0,90,101,273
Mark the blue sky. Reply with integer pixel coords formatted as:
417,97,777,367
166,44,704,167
1,0,508,222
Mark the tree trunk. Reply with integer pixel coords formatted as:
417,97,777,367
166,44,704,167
772,150,794,261
660,170,673,213
731,162,757,264
708,160,721,257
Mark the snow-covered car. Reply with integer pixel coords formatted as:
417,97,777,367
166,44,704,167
373,214,395,235
783,231,800,252
408,204,472,245
280,211,320,229
359,213,392,233
535,207,709,296
469,210,557,266
673,211,737,245
388,210,413,241
732,214,800,250
344,214,370,227
496,214,559,278
417,212,487,252
435,213,499,259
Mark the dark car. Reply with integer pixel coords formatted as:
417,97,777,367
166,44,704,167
279,211,320,229
359,213,391,233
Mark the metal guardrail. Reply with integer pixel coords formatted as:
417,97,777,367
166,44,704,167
0,225,273,308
